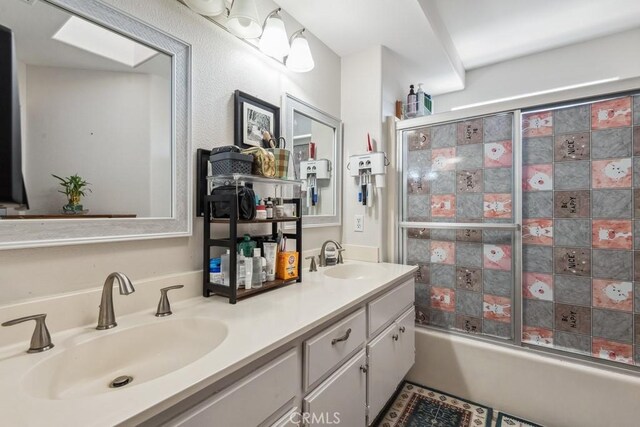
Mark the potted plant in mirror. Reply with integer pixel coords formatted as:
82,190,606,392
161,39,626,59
52,174,92,214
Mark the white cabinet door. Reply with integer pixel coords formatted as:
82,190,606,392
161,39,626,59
367,307,415,425
303,350,367,427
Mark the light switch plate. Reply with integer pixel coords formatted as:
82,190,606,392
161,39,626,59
354,214,364,232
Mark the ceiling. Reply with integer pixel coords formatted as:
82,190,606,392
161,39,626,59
274,0,640,95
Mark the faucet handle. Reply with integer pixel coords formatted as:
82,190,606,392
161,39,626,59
155,285,184,317
2,313,54,353
305,255,318,272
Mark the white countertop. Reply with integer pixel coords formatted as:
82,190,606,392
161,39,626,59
0,261,416,427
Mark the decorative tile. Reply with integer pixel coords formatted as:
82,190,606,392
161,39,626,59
430,287,456,312
523,164,553,191
482,229,512,245
457,119,483,145
408,228,430,240
414,264,430,284
592,220,632,249
483,114,512,142
634,127,640,155
554,190,590,218
431,123,457,148
431,195,456,218
635,191,640,217
554,104,590,134
592,249,632,280
635,96,640,125
407,149,431,172
636,252,640,282
456,225,482,242
523,272,553,301
554,275,591,306
456,290,483,317
415,282,429,304
523,137,554,166
455,243,482,268
430,227,455,242
456,144,484,170
407,127,431,151
523,191,553,218
407,194,430,221
636,222,640,249
456,170,483,193
522,219,553,246
592,158,632,188
407,174,431,194
592,309,632,342
483,193,512,219
430,241,455,265
554,331,591,355
483,244,511,270
593,279,633,311
483,319,511,339
522,111,553,137
456,194,483,218
522,326,553,347
431,148,457,171
455,315,482,333
592,190,632,218
484,140,512,168
523,299,553,328
554,219,591,247
591,97,632,130
523,245,553,273
483,295,512,323
456,266,482,291
484,168,512,193
554,161,591,190
430,264,456,288
407,239,429,263
554,132,590,161
592,338,633,365
429,309,456,328
431,171,456,194
415,304,429,325
636,314,640,343
591,128,632,159
554,247,591,276
483,269,511,297
555,303,591,334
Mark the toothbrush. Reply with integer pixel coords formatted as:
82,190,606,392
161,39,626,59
366,171,373,208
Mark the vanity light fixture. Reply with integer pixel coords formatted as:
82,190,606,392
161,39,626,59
286,29,315,73
183,0,227,16
227,0,262,39
258,8,290,60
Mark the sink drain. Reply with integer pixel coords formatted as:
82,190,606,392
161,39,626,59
109,375,133,388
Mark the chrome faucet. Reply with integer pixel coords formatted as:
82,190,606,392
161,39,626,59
97,272,135,330
319,240,344,267
2,314,54,353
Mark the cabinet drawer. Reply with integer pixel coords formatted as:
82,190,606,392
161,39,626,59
168,348,299,427
368,279,414,337
304,308,366,390
269,408,299,427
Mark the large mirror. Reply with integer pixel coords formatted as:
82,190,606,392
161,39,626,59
283,94,341,227
0,0,191,249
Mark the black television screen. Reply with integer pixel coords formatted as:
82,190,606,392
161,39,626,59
0,24,28,207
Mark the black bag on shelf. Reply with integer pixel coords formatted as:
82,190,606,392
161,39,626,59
210,185,256,220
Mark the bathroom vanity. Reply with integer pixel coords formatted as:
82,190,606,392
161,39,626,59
0,261,416,426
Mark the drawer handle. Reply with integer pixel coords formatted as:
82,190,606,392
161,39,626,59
360,365,368,374
392,334,399,341
399,326,406,333
331,328,352,345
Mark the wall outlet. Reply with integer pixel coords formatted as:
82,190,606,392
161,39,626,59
354,215,364,232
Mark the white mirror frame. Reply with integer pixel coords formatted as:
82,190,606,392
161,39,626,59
0,0,191,250
283,94,342,228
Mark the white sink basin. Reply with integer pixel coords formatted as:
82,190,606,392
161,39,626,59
23,317,227,400
323,263,386,280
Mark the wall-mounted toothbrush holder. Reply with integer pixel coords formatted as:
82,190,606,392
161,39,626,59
347,152,389,208
300,159,331,180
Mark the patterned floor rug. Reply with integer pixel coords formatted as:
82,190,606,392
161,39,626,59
494,412,543,427
377,381,492,427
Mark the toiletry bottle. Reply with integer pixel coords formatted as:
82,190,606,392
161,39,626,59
407,85,416,117
209,258,221,284
266,198,274,219
238,234,257,257
256,201,267,220
221,250,230,286
251,248,263,288
245,255,253,290
236,252,246,289
416,83,425,116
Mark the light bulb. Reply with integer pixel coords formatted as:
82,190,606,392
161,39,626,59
286,32,314,72
227,0,262,39
259,13,290,59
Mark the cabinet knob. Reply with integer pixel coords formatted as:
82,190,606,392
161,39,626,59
392,334,399,341
360,365,368,373
399,326,406,333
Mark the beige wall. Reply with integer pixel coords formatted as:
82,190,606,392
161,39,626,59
0,0,341,305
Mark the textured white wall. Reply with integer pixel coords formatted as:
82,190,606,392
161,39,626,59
0,0,341,304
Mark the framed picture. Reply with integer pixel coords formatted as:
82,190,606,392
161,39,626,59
234,90,280,149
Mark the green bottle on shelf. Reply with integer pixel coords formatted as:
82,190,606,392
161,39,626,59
238,234,257,258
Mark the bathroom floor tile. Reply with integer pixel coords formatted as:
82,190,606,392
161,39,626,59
456,289,483,317
522,111,553,137
554,190,590,218
522,326,553,347
407,127,431,151
523,164,553,191
523,137,553,165
484,168,512,193
592,338,633,364
457,194,484,218
554,132,590,161
483,269,512,297
523,272,553,301
592,190,632,218
523,299,553,329
484,140,512,168
483,294,512,323
456,170,483,193
554,161,591,190
523,245,553,273
430,287,456,312
592,249,632,280
523,191,553,218
456,266,482,291
483,193,512,219
593,279,633,311
457,119,483,145
554,275,591,306
483,244,512,270
554,219,591,247
554,331,591,355
592,220,632,249
430,241,455,264
456,144,484,170
430,264,456,288
591,97,632,130
592,158,632,188
522,219,553,246
592,309,633,342
554,247,591,277
431,123,457,148
554,104,590,134
483,114,513,142
591,128,632,159
431,170,456,194
555,303,591,334
455,315,482,333
431,195,456,218
455,243,483,268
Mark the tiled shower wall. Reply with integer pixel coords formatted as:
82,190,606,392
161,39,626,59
403,93,640,368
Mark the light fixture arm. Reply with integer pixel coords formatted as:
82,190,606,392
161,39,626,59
262,8,282,30
289,28,306,44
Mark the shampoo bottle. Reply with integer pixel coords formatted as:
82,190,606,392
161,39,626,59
220,250,230,286
251,248,263,288
245,256,253,290
406,84,417,117
236,252,246,289
416,83,425,116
